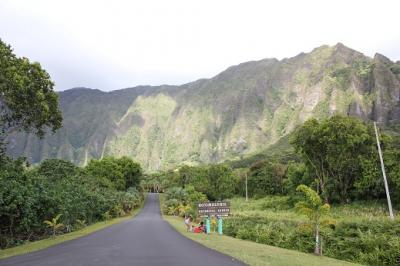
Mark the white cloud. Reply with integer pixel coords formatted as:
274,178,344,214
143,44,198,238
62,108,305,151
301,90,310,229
1,0,399,91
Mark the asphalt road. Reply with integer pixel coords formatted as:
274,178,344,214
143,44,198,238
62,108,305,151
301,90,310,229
0,193,244,266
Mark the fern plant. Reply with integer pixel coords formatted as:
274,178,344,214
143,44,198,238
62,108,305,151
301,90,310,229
295,185,335,255
102,211,111,222
44,214,64,237
76,219,86,229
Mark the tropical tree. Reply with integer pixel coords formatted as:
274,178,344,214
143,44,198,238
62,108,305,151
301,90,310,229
85,157,142,191
206,164,235,200
37,159,78,180
290,115,376,203
247,161,287,197
175,165,208,192
141,174,163,192
115,156,142,189
284,162,315,193
44,214,64,237
355,133,400,205
295,185,334,255
0,39,62,161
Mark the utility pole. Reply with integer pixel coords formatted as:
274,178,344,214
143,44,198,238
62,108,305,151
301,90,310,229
245,171,248,201
374,122,395,220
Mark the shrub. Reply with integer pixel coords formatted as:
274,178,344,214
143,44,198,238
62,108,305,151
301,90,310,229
162,185,207,217
223,215,400,265
0,158,143,249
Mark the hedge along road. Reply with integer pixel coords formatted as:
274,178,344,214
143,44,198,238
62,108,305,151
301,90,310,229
0,193,244,266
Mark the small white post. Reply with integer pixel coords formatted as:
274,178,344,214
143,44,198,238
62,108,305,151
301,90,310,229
374,122,395,220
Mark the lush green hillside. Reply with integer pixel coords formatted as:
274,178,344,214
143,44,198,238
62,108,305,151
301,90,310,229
6,43,400,171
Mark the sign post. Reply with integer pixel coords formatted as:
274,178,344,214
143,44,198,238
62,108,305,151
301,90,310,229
206,216,211,234
217,217,223,235
198,201,230,235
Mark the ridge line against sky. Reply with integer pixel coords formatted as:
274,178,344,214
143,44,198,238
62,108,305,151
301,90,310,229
56,43,395,93
1,0,399,92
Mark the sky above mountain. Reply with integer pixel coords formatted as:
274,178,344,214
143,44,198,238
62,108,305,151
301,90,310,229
1,0,399,91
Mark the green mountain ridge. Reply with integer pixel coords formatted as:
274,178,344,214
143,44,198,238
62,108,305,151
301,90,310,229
6,43,400,171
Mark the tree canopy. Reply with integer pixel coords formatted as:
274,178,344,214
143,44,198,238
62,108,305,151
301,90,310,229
290,115,394,203
85,157,143,191
0,39,62,160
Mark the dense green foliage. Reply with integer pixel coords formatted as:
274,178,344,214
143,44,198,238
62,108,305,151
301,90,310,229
291,116,374,202
141,172,169,193
166,164,238,201
224,197,400,265
159,164,238,218
290,115,400,205
247,161,287,197
0,39,62,160
162,186,207,217
85,156,142,191
160,115,400,264
0,157,143,249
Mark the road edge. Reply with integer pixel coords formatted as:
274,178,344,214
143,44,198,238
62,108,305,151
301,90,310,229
0,195,146,259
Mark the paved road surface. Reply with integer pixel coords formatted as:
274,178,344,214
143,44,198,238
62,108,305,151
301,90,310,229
0,193,244,266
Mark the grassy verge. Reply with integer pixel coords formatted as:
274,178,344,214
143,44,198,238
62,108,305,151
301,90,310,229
0,202,144,259
164,216,358,266
160,192,358,266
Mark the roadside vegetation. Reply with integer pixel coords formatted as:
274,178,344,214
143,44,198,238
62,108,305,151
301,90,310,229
164,215,357,266
0,206,143,259
154,115,400,265
0,157,144,250
224,197,399,265
0,40,144,251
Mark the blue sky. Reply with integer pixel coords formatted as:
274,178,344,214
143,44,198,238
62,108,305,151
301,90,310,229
1,0,399,91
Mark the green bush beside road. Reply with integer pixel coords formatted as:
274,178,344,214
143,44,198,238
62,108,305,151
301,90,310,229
0,206,143,259
0,157,144,250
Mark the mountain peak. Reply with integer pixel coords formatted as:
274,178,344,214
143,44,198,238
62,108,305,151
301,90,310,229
374,53,392,64
334,42,347,49
333,42,357,53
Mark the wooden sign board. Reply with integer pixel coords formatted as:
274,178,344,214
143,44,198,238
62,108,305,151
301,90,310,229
197,201,230,217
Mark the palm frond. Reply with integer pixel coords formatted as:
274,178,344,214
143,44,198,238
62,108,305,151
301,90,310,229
43,220,53,226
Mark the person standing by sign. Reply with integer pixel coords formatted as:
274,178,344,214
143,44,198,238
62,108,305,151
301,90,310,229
184,215,192,232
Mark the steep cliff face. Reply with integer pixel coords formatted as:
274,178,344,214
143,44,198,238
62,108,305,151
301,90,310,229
6,44,400,171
